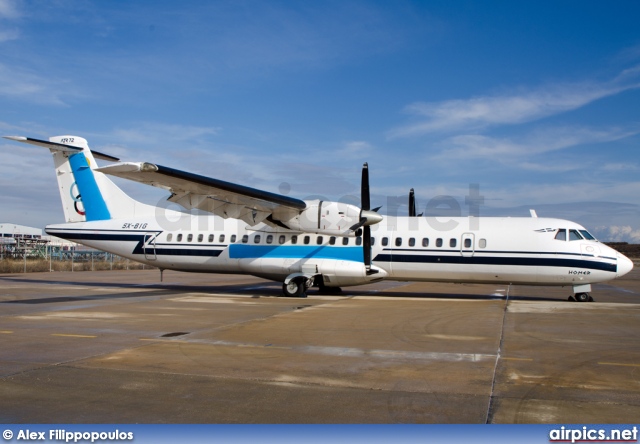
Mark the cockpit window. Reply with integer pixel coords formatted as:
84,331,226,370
569,229,583,241
579,230,596,241
554,229,566,241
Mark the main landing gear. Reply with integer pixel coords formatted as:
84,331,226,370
570,292,594,302
282,274,345,297
282,277,309,298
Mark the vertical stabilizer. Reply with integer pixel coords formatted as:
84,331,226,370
50,135,113,222
4,135,155,222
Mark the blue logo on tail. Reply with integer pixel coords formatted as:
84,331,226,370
68,153,111,221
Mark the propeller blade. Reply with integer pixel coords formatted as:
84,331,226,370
360,162,378,275
361,162,370,211
349,217,367,232
409,188,416,217
363,225,371,269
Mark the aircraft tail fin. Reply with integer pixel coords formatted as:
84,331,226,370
4,135,154,222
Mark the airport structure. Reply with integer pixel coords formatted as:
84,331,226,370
0,222,104,261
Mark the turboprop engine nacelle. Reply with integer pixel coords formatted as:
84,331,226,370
275,200,373,236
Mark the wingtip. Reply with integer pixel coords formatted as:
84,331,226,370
3,136,27,141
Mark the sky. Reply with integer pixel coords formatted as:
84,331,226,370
0,0,639,241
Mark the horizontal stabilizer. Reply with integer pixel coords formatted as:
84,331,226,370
3,136,120,162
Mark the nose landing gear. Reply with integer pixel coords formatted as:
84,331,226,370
571,292,593,302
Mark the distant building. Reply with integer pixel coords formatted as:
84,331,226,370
0,223,43,238
0,223,80,259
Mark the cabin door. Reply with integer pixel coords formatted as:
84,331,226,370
143,233,157,261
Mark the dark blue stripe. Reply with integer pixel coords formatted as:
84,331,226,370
45,230,222,257
373,253,617,272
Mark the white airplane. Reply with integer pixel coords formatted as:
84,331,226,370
4,135,634,301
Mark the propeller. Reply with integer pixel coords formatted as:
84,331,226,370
346,163,382,273
359,162,382,274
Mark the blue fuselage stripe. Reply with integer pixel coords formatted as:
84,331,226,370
229,244,364,262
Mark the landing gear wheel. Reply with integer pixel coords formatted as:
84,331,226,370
575,292,591,302
283,278,307,298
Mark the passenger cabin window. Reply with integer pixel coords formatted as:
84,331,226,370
356,237,362,246
197,234,203,242
279,235,285,244
555,229,567,241
409,238,416,247
208,234,214,242
303,236,310,245
422,238,429,247
254,235,261,244
569,230,583,241
395,237,402,247
450,238,456,248
317,236,323,245
187,234,193,242
266,235,273,244
382,237,389,247
291,235,298,244
436,238,443,247
241,235,248,243
177,234,183,242
329,236,336,245
479,239,487,248
167,233,173,242
230,234,236,243
371,237,376,246
219,234,225,243
464,238,472,248
342,237,349,246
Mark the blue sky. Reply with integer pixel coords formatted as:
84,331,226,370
1,0,639,241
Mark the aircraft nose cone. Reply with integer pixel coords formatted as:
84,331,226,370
617,253,634,277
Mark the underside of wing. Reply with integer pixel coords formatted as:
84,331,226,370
96,162,306,226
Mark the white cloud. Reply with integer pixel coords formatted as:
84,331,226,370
594,225,640,243
110,123,220,147
0,28,18,42
388,67,640,137
341,140,373,160
0,0,20,19
602,162,639,172
0,63,85,105
432,125,640,166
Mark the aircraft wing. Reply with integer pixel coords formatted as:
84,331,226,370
96,162,306,226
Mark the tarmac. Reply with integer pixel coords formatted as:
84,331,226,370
0,267,639,424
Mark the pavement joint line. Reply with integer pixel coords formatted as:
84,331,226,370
501,357,533,361
598,362,640,367
485,283,511,424
50,333,97,338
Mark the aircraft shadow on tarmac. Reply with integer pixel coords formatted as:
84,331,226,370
0,274,575,303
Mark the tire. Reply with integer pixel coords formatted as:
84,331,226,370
575,292,590,302
283,278,306,298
